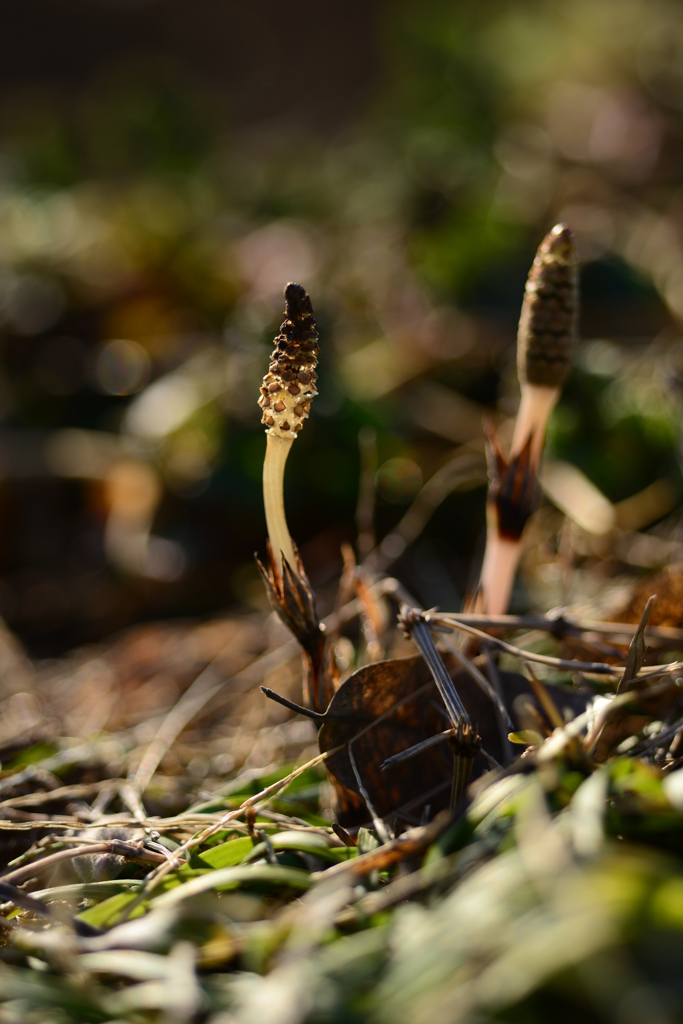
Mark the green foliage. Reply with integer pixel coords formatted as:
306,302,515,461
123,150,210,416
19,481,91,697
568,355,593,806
2,724,683,1024
196,836,255,869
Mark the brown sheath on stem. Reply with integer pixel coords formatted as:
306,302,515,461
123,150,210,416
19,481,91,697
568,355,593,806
473,425,536,616
256,542,336,715
449,720,482,809
475,225,577,616
257,285,334,713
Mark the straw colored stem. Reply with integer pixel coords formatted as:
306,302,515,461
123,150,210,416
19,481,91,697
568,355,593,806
511,384,559,466
264,432,296,571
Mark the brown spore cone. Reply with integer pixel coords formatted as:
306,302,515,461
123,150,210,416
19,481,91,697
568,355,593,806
258,283,319,438
517,224,577,390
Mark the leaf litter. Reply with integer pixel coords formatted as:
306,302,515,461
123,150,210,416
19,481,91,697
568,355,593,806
2,568,683,1024
4,263,683,1023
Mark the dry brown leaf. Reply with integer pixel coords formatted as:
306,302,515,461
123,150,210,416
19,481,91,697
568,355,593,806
317,654,537,825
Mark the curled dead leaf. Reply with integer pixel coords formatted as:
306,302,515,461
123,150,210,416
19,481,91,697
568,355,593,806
316,654,550,825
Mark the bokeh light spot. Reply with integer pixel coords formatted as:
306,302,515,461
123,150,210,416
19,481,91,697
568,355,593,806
376,457,423,504
96,338,151,395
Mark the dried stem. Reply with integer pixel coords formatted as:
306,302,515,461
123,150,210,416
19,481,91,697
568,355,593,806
399,606,469,727
430,613,626,675
449,721,481,810
0,839,166,886
437,630,513,730
434,610,683,645
115,745,345,922
349,744,391,844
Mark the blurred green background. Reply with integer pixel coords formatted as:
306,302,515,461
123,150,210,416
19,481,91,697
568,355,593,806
3,0,683,653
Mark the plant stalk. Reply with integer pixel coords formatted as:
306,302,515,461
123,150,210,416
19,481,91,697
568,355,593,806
258,282,319,575
263,432,296,571
478,532,522,617
511,384,559,467
472,223,577,616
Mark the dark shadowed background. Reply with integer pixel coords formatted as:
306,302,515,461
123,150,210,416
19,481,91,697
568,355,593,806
1,0,682,654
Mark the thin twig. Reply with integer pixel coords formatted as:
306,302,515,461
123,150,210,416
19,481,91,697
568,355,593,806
348,744,391,844
525,664,565,729
117,745,343,922
483,644,514,761
260,688,326,721
381,728,455,769
431,615,655,676
438,632,513,729
0,840,167,886
537,676,683,761
435,610,683,643
311,813,452,881
399,607,469,726
130,639,299,793
631,715,683,757
120,664,452,922
0,779,120,811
